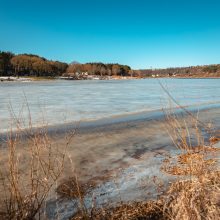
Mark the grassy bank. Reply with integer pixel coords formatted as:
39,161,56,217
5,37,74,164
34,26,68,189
0,107,219,220
70,110,220,220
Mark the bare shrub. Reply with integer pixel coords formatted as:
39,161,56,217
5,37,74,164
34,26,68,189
0,102,75,219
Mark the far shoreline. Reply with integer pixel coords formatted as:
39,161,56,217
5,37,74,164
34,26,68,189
0,75,220,82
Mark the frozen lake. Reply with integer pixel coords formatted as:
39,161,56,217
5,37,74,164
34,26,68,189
0,78,220,132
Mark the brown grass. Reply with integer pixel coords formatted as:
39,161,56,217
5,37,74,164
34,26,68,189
0,129,71,219
0,94,219,220
57,174,111,199
160,102,220,219
0,103,75,219
70,104,220,220
210,136,220,145
72,200,165,220
164,171,220,220
161,150,218,176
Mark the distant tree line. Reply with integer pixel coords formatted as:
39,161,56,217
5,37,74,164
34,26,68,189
1,50,220,78
139,64,220,77
0,51,131,77
66,62,131,76
0,51,68,77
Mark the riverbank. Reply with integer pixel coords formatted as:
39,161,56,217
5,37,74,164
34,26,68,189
45,106,220,219
0,105,219,219
1,75,219,83
0,76,57,82
0,76,33,82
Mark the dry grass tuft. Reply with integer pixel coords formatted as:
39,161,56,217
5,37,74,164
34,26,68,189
210,136,220,144
57,177,88,199
164,171,220,220
57,174,110,200
161,151,218,176
0,105,75,220
178,152,204,164
0,129,70,220
192,145,220,153
72,200,166,220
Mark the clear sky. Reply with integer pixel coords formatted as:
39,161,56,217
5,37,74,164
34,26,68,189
0,0,220,69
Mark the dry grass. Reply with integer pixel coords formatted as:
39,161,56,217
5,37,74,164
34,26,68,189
57,174,110,200
164,171,220,220
0,129,71,219
210,136,220,145
161,151,218,176
72,200,165,220
71,167,220,220
0,94,219,220
71,166,219,220
160,102,220,219
0,103,75,219
70,105,220,220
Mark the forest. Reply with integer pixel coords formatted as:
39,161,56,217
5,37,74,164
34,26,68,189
138,65,220,77
66,62,131,76
0,51,68,77
0,51,131,77
1,51,220,78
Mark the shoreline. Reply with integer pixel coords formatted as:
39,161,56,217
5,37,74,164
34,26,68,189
1,102,220,141
0,76,220,83
0,103,219,219
45,106,220,219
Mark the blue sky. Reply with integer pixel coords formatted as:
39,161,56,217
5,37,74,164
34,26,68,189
0,0,220,69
